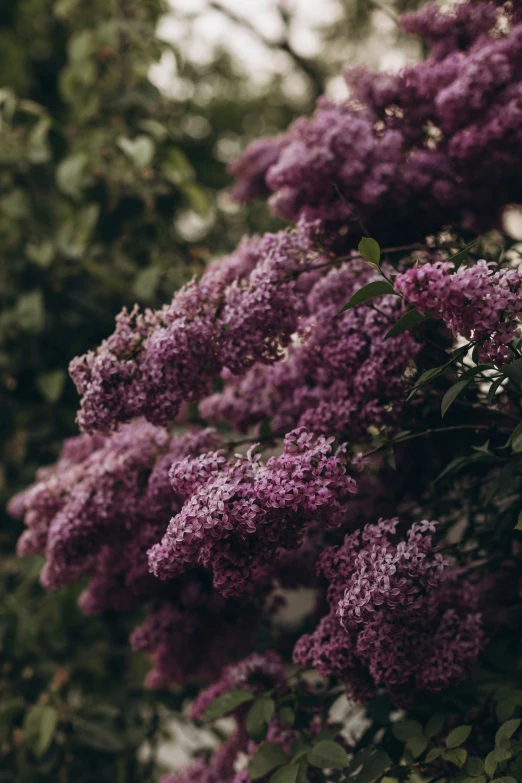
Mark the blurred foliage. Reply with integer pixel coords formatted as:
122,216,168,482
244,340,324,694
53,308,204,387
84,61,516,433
0,0,423,779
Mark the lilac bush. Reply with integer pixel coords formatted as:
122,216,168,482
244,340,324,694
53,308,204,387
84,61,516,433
9,1,522,781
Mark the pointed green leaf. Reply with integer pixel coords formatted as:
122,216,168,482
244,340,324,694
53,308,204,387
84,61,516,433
246,697,275,741
510,422,522,453
426,748,443,762
392,719,424,742
383,309,431,341
443,748,467,767
441,379,470,417
466,757,484,776
448,241,476,271
515,511,522,532
358,237,381,267
446,725,471,748
24,705,58,757
336,281,397,316
269,763,299,783
37,370,66,404
496,719,521,746
203,689,253,722
502,358,522,385
308,740,351,770
425,713,445,739
488,376,506,404
249,742,288,780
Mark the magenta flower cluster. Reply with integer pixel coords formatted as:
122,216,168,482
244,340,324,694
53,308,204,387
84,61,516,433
8,421,264,687
70,229,316,434
395,259,522,363
201,257,419,438
230,1,522,245
148,428,358,597
294,518,483,705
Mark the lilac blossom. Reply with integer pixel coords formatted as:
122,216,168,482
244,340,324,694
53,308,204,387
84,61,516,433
148,429,358,597
230,1,522,245
200,258,419,437
294,518,484,705
70,229,318,434
395,259,522,363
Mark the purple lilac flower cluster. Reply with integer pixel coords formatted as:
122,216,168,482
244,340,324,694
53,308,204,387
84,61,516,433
148,428,358,597
70,229,318,434
200,258,419,438
395,259,522,363
230,0,522,245
294,518,484,705
8,422,264,686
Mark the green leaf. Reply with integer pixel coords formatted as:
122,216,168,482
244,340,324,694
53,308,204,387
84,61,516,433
383,309,431,341
485,750,498,777
138,119,168,141
502,358,522,385
392,719,424,743
279,707,295,726
426,748,443,762
446,725,472,748
466,757,485,776
488,376,506,404
180,181,210,216
0,697,25,725
16,290,45,332
515,511,522,532
133,266,162,301
24,705,58,757
246,697,275,741
496,719,521,746
435,455,474,482
407,736,428,758
351,749,392,782
72,717,125,753
425,713,445,738
117,135,156,168
510,422,522,453
269,763,299,783
161,147,196,185
492,747,512,763
308,740,351,770
358,237,381,267
27,117,52,164
203,689,253,722
443,748,467,767
249,742,288,780
336,281,397,316
448,241,476,271
441,379,469,417
26,240,55,268
1,188,30,219
459,364,494,380
496,698,516,721
37,370,66,403
56,153,88,198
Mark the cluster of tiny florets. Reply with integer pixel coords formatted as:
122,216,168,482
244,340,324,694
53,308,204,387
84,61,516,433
395,260,522,363
230,1,522,246
294,518,484,705
148,428,358,597
201,258,419,437
70,229,318,434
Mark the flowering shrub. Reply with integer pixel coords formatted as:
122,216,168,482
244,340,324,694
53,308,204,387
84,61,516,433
9,1,522,781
